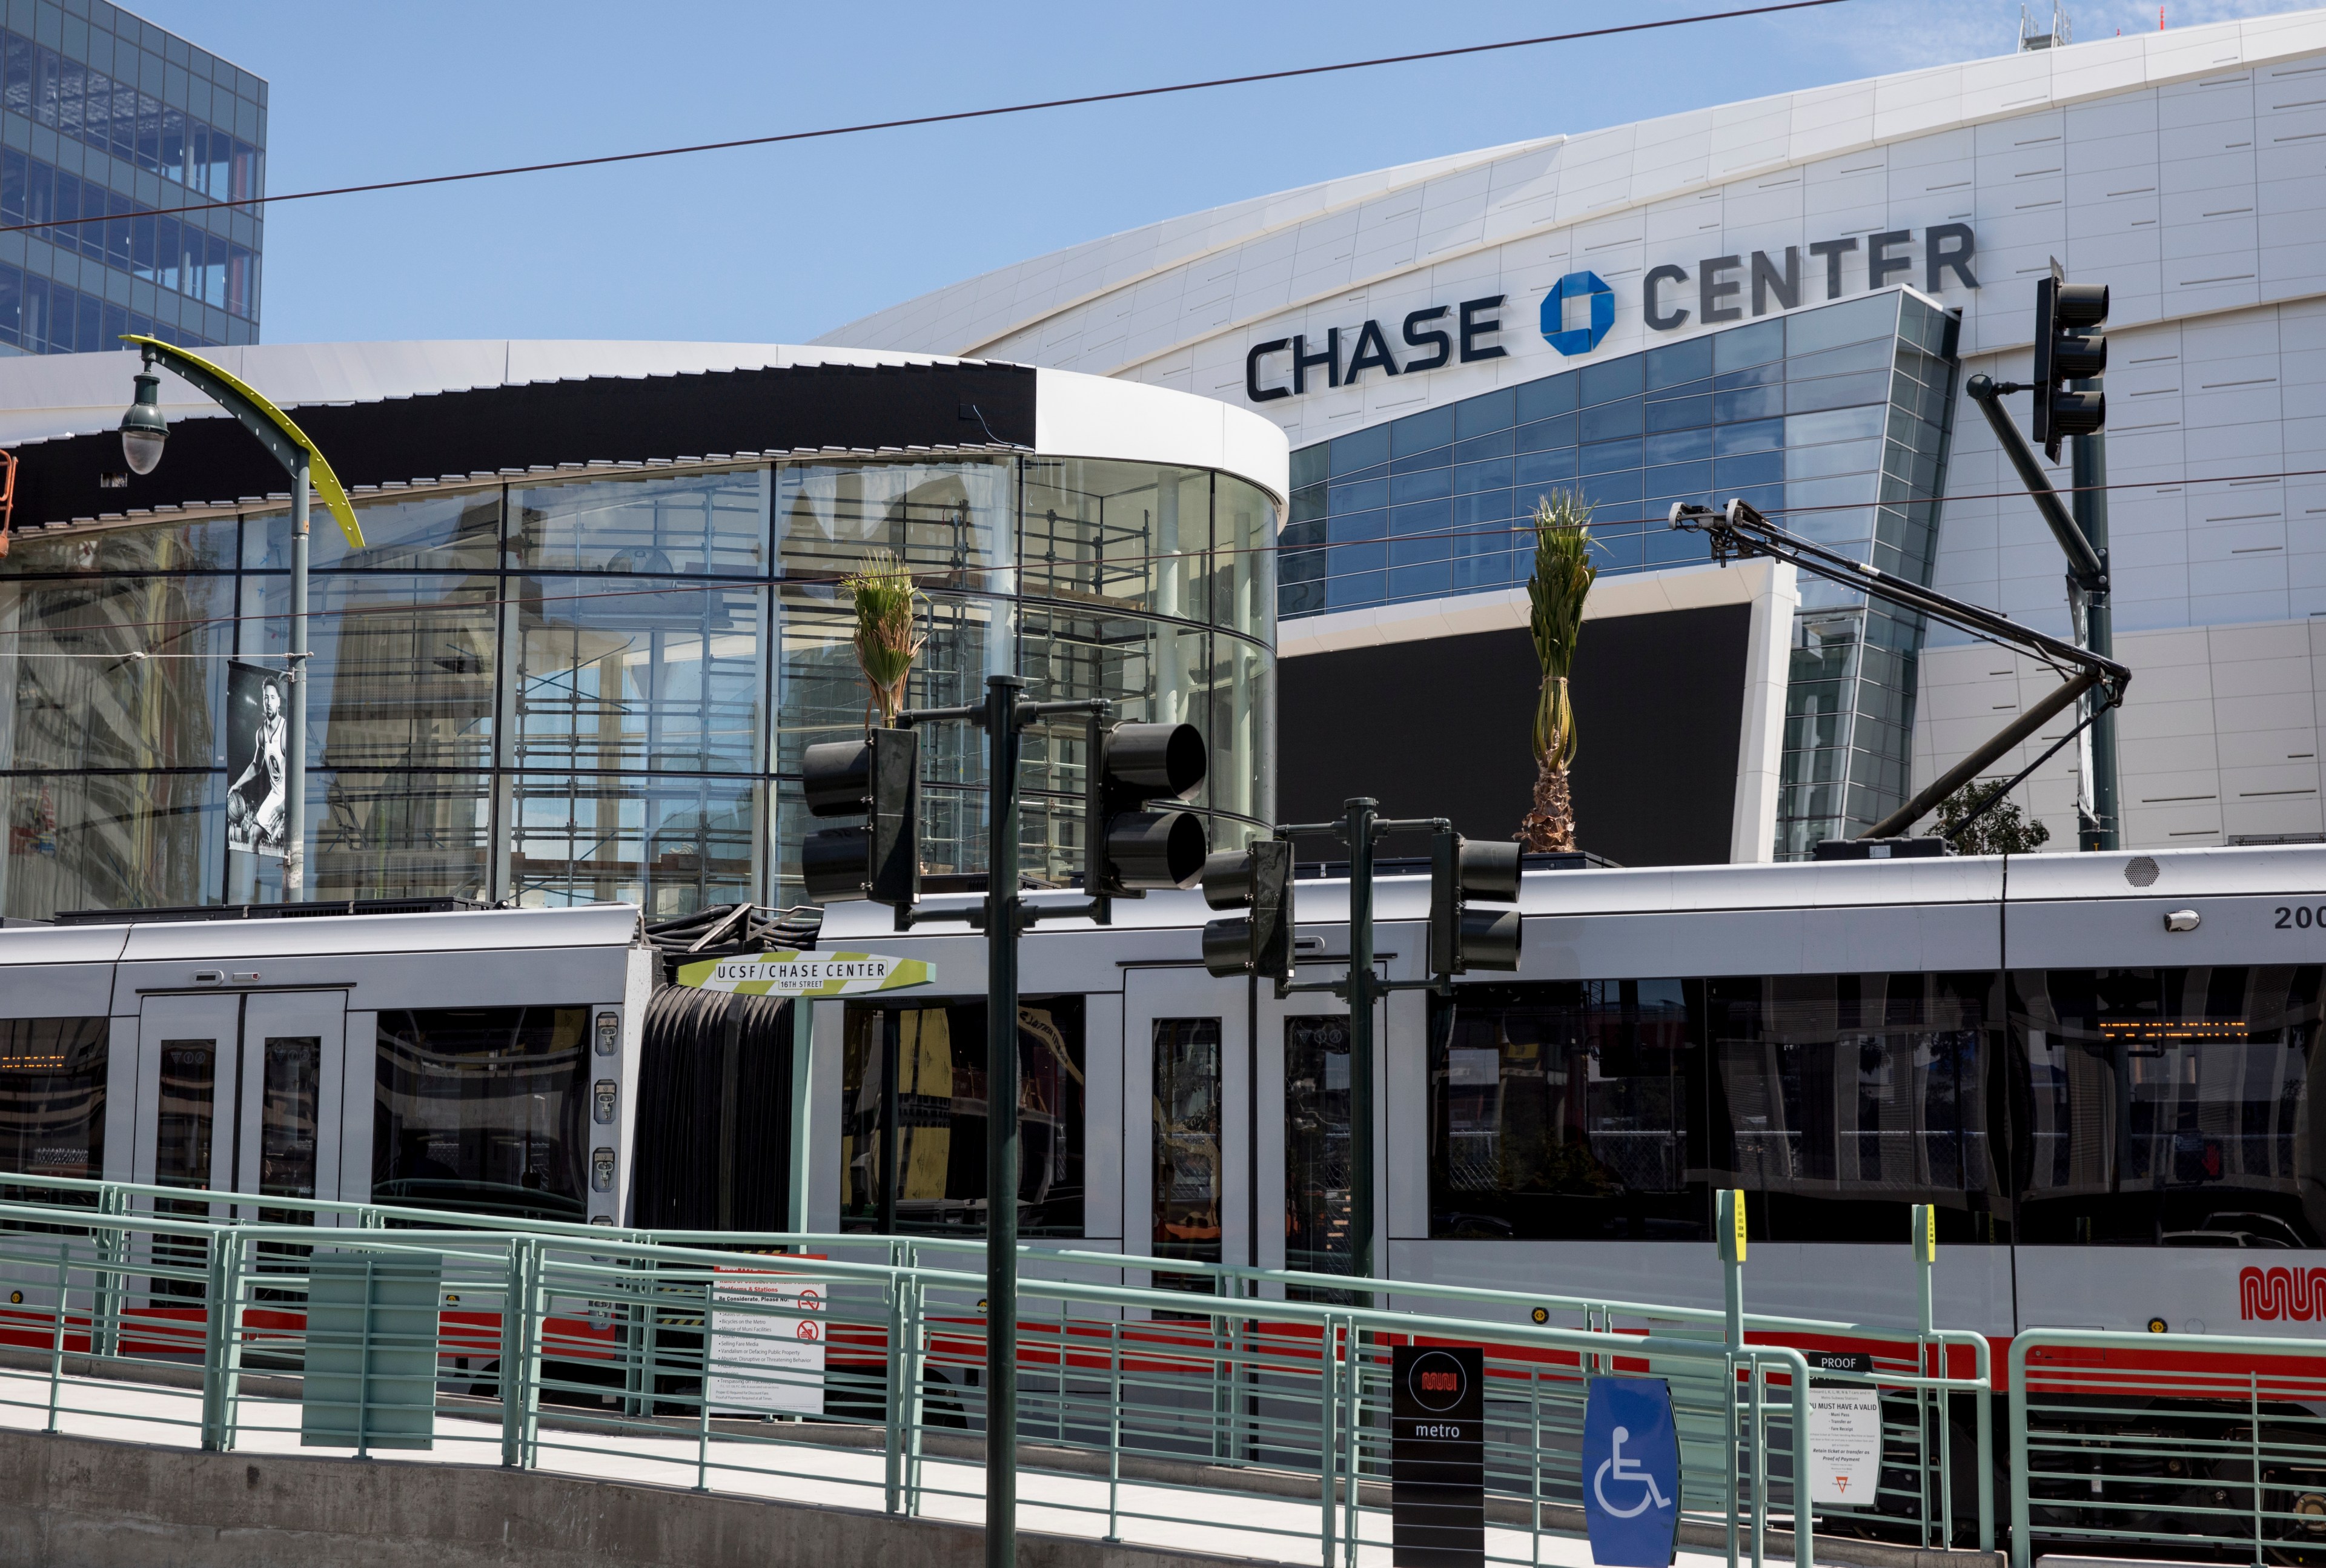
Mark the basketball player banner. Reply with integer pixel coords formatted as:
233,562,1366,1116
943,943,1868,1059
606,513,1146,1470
706,1263,826,1416
225,659,289,859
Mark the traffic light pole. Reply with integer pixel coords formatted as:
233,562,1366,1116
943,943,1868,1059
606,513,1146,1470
982,675,1025,1568
834,683,1205,1567
1271,801,1457,1306
2073,420,2119,850
888,676,1140,1568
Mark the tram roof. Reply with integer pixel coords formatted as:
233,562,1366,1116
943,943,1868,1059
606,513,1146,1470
815,844,2326,941
0,902,643,967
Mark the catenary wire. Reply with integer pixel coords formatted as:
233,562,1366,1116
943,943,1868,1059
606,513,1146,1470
0,2,1847,239
4,457,2321,649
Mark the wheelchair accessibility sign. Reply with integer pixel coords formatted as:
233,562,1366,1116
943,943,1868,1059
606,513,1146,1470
1582,1377,1681,1566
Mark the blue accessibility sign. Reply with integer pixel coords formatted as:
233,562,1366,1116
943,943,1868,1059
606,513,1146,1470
1582,1377,1680,1567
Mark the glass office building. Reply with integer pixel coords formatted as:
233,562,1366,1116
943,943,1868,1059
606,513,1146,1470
0,451,1277,921
0,0,263,354
1277,290,1960,858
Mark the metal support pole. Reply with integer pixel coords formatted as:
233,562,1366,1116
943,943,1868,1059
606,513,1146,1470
1864,668,2102,841
1720,1189,1746,1349
879,1008,900,1238
1720,1189,1746,1568
45,1241,65,1434
1915,1204,1938,1549
2073,425,2118,850
1343,798,1378,1302
885,1272,907,1512
984,673,1025,1568
285,453,309,901
2007,1344,2032,1568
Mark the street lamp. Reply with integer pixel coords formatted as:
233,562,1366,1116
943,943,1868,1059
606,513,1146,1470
118,371,167,475
116,336,364,902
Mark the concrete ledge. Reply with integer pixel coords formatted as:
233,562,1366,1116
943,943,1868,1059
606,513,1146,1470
0,1427,1274,1568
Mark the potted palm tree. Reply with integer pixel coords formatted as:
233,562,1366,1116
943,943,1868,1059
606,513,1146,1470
1519,492,1595,853
844,548,924,730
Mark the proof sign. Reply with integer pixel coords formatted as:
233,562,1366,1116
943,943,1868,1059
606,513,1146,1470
1582,1377,1680,1567
1807,1386,1884,1505
1391,1343,1484,1568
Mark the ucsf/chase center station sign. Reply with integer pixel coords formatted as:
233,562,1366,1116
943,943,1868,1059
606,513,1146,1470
1244,223,1978,403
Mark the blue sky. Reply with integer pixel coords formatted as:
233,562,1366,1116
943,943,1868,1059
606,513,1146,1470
133,0,2287,346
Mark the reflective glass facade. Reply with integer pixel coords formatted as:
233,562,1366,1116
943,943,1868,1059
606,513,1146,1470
0,458,1276,919
0,0,262,353
1279,289,1960,856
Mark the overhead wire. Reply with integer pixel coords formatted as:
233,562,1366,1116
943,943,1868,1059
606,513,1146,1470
0,1,1849,240
2,454,2321,642
4,440,2325,660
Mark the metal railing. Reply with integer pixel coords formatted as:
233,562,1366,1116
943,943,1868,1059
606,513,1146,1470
2010,1327,2326,1568
0,1183,2000,1568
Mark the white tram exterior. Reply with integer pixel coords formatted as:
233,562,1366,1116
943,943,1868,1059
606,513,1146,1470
5,842,2326,1348
0,905,650,1228
810,842,2326,1345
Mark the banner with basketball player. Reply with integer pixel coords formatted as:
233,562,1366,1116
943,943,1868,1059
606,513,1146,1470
225,660,289,859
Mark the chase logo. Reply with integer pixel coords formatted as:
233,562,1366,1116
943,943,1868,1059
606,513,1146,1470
1541,271,1614,356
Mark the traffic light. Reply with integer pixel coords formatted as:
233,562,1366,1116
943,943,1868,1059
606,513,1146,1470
1090,721,1209,894
2033,267,2107,461
1199,838,1294,980
800,727,919,905
1428,831,1522,977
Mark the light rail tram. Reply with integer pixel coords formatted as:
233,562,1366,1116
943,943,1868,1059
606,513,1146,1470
5,845,2326,1548
2,845,2323,1344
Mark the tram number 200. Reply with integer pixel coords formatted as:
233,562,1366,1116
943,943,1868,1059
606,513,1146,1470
2274,906,2326,928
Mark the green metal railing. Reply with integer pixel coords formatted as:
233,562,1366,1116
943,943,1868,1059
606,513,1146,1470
0,1175,1996,1565
2010,1327,2326,1568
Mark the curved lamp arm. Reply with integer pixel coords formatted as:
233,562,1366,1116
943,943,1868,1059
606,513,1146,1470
119,333,365,549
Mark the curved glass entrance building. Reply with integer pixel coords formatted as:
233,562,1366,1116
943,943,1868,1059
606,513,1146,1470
0,343,1285,919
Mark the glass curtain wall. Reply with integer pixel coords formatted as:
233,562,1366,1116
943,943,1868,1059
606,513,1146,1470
1280,289,1960,856
0,456,1277,920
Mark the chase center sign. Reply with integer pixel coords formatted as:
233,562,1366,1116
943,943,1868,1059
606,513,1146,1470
1243,223,1978,403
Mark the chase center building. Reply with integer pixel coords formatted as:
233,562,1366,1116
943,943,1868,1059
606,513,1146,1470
827,12,2326,862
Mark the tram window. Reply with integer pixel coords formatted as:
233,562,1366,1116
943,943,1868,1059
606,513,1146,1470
258,1037,321,1211
1286,1015,1353,1277
2011,966,2326,1248
153,1039,217,1296
0,1017,107,1196
1153,1017,1222,1286
155,1040,216,1192
1701,973,2005,1243
1426,983,1702,1242
373,1007,590,1223
839,996,1085,1237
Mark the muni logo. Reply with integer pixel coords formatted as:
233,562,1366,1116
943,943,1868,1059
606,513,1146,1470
2239,1265,2326,1321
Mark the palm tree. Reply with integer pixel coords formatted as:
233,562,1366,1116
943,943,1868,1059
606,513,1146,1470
1519,492,1595,852
844,549,924,731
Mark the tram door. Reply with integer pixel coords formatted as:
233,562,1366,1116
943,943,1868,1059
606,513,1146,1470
1122,970,1249,1298
131,990,350,1217
1253,968,1394,1290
